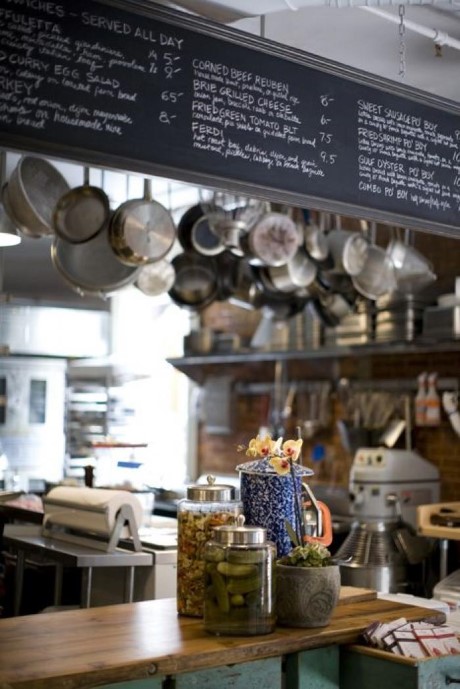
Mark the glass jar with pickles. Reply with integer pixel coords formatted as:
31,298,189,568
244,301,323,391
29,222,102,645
203,515,276,636
177,475,242,617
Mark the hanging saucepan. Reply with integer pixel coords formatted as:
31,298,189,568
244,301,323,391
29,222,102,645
265,248,317,294
302,210,330,264
135,259,176,297
214,250,242,300
53,167,110,244
109,178,176,266
3,155,70,238
191,213,227,257
168,252,219,310
248,274,308,321
51,225,142,298
177,203,205,252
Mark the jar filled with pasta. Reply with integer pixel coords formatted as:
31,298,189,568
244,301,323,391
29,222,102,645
203,515,276,636
177,475,242,617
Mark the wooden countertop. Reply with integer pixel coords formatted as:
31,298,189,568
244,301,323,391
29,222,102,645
0,592,445,689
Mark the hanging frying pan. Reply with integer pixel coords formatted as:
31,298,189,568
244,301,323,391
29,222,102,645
109,178,176,266
53,167,110,244
3,155,70,238
177,203,204,252
135,259,176,297
168,252,219,310
51,225,141,298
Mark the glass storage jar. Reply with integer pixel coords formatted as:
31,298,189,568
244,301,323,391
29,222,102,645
203,515,276,636
177,475,242,617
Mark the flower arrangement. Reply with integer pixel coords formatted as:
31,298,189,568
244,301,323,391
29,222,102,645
237,431,333,566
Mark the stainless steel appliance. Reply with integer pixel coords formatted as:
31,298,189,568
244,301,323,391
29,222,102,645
335,448,440,593
0,356,67,482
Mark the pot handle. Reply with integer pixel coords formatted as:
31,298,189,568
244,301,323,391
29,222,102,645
143,178,152,201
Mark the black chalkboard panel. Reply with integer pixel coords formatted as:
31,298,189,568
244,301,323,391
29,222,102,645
0,0,460,236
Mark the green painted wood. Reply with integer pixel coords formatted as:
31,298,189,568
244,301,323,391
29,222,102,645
174,657,282,689
285,646,340,689
340,647,460,689
96,680,163,689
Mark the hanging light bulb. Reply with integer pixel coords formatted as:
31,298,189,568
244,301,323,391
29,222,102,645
0,151,21,247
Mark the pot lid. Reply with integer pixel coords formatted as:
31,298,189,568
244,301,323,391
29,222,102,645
236,457,313,477
186,474,236,501
212,515,267,545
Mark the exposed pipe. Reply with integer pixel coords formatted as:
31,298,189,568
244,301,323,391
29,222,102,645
361,6,460,51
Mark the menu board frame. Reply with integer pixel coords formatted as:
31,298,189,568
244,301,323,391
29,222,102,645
1,0,460,236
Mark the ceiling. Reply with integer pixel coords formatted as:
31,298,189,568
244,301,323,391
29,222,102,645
2,0,460,308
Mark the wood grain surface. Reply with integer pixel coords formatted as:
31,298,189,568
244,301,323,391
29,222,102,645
0,593,444,689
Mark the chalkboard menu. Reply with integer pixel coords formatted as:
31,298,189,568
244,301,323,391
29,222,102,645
1,0,460,235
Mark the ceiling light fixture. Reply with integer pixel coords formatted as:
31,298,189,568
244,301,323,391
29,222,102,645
0,151,21,247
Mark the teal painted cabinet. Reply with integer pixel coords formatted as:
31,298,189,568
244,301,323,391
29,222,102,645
340,646,460,689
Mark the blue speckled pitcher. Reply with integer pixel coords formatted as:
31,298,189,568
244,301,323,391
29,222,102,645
236,458,314,557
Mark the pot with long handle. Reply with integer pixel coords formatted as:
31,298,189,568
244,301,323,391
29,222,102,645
109,178,176,266
53,167,110,244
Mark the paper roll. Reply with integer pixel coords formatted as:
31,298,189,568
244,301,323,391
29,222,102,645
43,486,143,537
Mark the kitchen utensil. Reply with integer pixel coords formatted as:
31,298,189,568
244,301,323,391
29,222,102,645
53,167,110,244
379,419,406,448
135,258,175,296
51,225,141,298
243,212,301,267
0,152,20,246
177,203,204,252
200,191,261,256
266,248,317,292
3,155,70,238
303,219,329,263
109,178,176,266
386,238,436,293
326,228,369,276
352,245,397,300
168,252,219,310
190,213,226,256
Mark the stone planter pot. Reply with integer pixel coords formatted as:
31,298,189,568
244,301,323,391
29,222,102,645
275,563,341,628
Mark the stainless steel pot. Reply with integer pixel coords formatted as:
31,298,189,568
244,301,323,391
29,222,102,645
51,225,141,298
109,178,176,266
168,252,219,310
53,167,110,244
4,156,70,238
266,249,317,293
135,259,176,297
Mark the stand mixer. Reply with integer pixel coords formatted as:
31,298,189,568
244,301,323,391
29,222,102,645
334,447,440,593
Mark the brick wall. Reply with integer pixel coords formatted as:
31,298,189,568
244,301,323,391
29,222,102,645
196,224,460,501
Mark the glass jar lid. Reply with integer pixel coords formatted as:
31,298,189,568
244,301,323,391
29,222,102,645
186,474,236,502
212,515,267,545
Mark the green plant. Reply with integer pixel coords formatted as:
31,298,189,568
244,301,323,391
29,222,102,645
277,542,333,568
